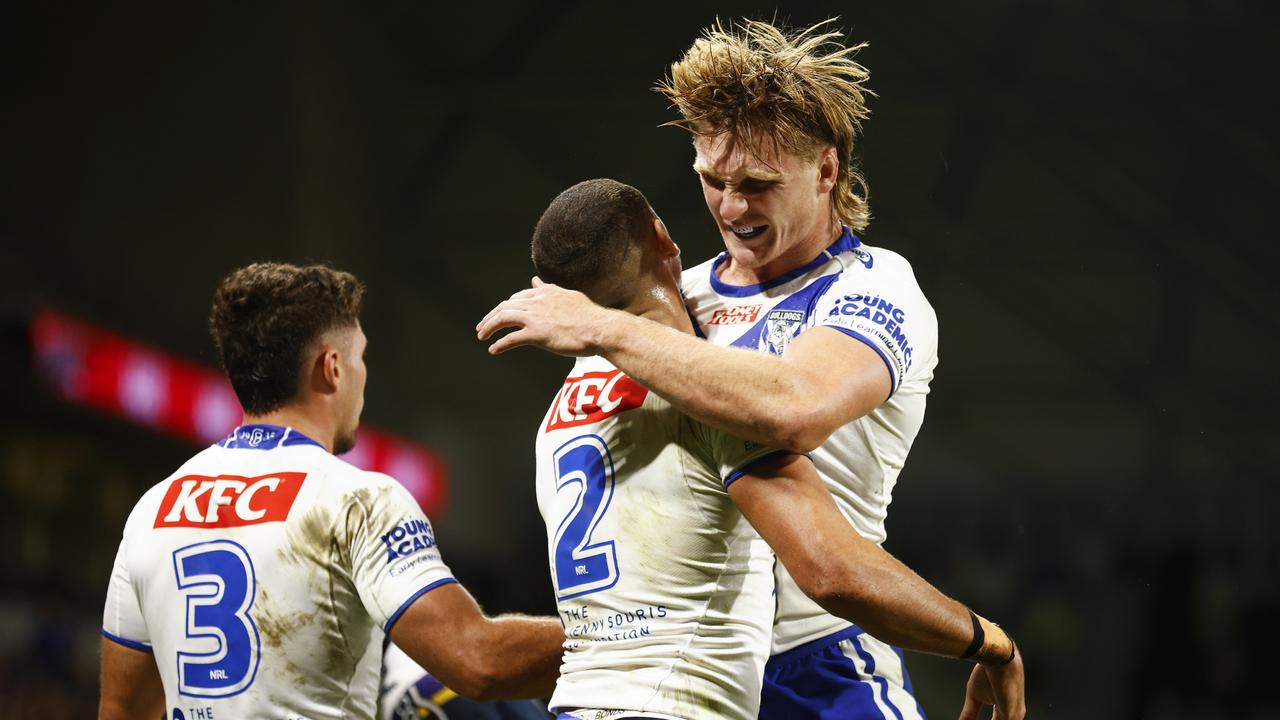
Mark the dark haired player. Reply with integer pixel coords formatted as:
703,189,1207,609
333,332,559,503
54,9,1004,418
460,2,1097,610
487,180,1020,720
479,19,1025,720
99,263,563,720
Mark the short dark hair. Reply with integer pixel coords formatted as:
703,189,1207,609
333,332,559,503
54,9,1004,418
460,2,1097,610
209,262,365,415
531,179,655,296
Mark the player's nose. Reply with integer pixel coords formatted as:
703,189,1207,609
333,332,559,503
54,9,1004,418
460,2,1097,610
719,190,749,224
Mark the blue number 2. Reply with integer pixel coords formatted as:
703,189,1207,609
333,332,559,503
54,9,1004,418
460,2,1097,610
171,540,260,697
552,435,619,600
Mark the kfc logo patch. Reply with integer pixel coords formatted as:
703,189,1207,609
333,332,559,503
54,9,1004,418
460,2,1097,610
707,304,763,325
154,472,306,528
545,370,648,432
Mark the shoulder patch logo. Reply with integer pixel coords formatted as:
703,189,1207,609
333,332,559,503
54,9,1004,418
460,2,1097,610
545,370,648,432
380,518,437,564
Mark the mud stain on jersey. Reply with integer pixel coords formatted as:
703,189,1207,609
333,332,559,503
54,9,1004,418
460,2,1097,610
272,498,364,697
661,682,732,718
311,485,390,694
317,563,366,687
614,487,675,576
278,505,336,569
348,486,394,530
255,587,316,649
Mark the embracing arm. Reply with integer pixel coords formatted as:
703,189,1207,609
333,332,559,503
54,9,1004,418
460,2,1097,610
389,582,563,702
477,282,888,452
728,453,1025,719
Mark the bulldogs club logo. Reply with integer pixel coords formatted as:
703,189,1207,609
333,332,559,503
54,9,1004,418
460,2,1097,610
759,309,806,355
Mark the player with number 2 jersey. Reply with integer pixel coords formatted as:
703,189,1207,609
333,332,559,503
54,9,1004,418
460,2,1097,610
536,356,781,720
479,177,1026,719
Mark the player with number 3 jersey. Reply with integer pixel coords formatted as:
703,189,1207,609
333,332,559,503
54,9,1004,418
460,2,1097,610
100,264,564,720
103,424,456,718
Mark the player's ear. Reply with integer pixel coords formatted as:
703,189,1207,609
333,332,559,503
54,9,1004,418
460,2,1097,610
653,217,679,259
315,345,341,393
817,146,839,194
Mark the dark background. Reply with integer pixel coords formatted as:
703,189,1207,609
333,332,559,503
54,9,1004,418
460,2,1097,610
3,1,1277,717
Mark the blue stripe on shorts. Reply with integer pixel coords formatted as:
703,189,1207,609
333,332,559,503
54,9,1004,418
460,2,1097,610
760,625,925,720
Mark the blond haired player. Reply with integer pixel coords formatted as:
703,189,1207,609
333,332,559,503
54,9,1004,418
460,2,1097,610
482,180,1022,720
478,20,1025,720
99,263,563,720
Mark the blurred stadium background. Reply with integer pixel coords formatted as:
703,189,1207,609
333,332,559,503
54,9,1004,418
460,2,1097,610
2,1,1277,717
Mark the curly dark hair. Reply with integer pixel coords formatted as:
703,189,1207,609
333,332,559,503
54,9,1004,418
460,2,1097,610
209,262,365,415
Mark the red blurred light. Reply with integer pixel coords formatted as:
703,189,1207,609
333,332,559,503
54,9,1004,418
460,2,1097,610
30,309,447,516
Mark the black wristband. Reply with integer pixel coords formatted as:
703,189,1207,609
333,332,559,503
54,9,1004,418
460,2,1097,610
1001,638,1018,666
960,609,984,659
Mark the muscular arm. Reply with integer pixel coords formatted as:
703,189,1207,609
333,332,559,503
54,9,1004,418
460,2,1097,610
728,454,1025,718
477,282,888,452
389,582,562,702
99,637,164,720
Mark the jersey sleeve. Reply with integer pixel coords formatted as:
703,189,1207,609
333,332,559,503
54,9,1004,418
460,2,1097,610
689,420,798,490
101,531,152,652
812,257,938,395
345,475,457,635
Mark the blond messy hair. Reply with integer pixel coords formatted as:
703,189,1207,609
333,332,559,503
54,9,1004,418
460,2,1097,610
656,19,874,232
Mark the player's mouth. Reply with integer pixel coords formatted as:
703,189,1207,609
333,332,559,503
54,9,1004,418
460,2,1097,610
729,224,768,239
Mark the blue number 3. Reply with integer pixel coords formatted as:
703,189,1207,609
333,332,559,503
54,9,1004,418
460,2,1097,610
171,540,261,697
552,435,619,600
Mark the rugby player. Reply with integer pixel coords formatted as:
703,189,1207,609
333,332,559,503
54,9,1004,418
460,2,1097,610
486,179,1021,720
477,20,1024,720
99,263,563,720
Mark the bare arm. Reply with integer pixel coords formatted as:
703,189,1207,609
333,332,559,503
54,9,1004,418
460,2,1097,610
389,582,562,702
477,282,888,452
99,637,164,720
727,454,1025,720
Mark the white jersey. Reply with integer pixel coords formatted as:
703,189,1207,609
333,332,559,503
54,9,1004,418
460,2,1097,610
682,228,939,653
536,356,780,720
102,424,456,720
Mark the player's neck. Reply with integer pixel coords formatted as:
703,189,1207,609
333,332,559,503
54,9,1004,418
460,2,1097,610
624,282,695,335
242,406,336,453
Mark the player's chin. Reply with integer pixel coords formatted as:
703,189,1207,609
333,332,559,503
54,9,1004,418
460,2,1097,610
333,428,358,456
723,236,780,268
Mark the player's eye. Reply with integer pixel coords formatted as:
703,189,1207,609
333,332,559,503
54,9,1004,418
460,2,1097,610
700,174,725,191
739,180,774,193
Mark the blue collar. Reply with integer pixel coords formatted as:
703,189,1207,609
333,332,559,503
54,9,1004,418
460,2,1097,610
218,424,326,451
708,227,859,298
